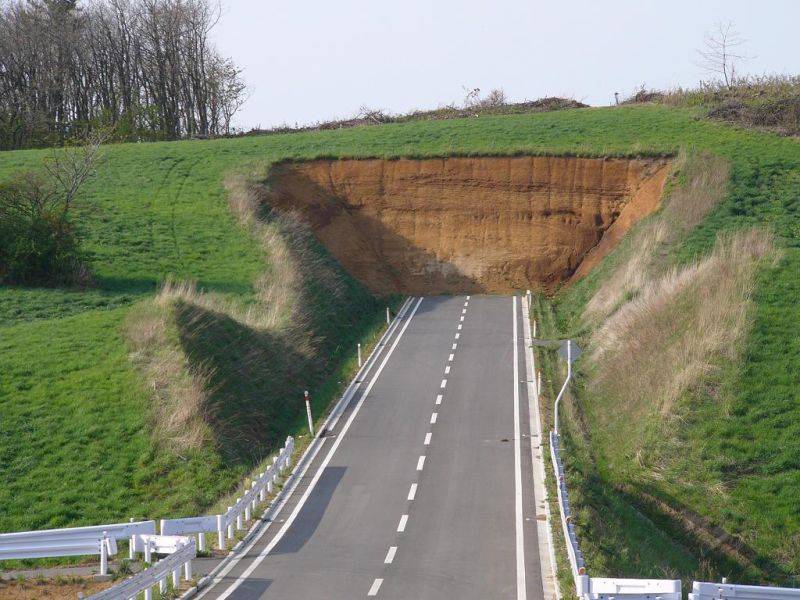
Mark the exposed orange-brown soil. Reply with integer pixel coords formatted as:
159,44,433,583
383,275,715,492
266,156,671,295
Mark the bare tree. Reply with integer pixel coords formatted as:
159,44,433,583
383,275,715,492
697,21,750,87
44,130,108,218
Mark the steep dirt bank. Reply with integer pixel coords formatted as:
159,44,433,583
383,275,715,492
266,156,671,294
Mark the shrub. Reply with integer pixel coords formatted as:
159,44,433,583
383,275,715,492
0,171,87,286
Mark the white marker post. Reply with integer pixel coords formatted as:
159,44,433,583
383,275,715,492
358,343,362,367
386,307,391,325
304,390,314,437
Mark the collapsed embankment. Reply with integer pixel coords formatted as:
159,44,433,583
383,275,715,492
265,156,672,295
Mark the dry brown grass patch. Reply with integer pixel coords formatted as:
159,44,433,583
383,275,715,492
590,228,776,422
585,152,730,323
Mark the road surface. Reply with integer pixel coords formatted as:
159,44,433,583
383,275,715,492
197,295,545,600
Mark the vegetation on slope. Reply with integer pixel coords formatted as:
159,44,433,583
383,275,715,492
0,106,797,588
532,124,800,586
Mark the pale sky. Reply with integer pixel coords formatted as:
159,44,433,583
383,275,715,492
213,0,800,130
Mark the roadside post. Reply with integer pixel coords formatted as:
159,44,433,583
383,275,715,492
304,390,314,436
386,307,390,325
357,343,362,367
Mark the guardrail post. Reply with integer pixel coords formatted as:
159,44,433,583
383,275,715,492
259,474,267,502
184,556,192,581
226,507,234,539
144,585,152,600
144,538,152,563
159,576,166,594
235,498,243,530
217,514,225,551
172,556,181,588
99,532,109,576
197,532,205,553
304,391,315,437
128,518,135,560
386,307,390,325
358,343,362,367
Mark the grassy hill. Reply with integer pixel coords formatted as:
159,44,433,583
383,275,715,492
0,105,797,585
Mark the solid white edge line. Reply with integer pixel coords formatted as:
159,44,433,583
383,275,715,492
384,546,397,564
522,295,560,599
397,515,409,532
407,483,417,501
513,296,527,600
416,455,426,471
208,297,425,600
368,578,383,596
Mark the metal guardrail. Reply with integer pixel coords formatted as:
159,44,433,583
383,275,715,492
588,577,681,599
0,520,155,575
0,439,293,575
88,535,196,600
550,430,589,595
689,581,800,600
160,436,294,552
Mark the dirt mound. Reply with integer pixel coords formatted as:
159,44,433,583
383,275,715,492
265,156,671,295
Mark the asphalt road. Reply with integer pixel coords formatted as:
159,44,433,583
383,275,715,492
197,295,544,600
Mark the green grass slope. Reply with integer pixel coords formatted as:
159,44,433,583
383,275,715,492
0,106,797,586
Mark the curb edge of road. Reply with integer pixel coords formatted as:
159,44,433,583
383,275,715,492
521,295,561,600
179,298,414,600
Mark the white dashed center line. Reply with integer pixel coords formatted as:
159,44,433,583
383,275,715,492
373,296,477,597
397,515,409,532
368,578,383,596
407,483,417,501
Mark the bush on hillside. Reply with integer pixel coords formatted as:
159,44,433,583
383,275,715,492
623,75,800,135
0,171,87,286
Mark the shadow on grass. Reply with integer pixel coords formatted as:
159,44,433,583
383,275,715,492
174,300,310,466
616,482,795,586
